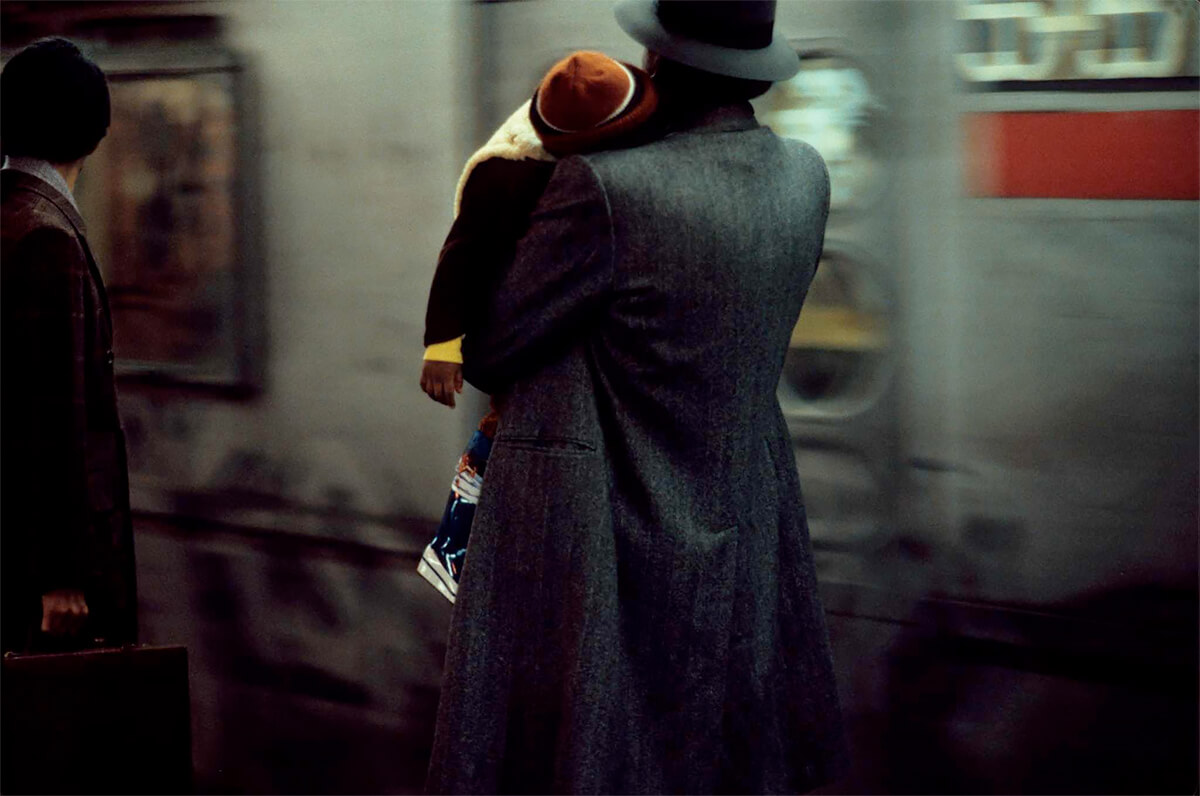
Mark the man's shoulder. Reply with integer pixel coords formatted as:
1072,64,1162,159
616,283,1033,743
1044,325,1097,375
577,125,826,194
582,123,813,171
779,136,829,182
2,172,79,247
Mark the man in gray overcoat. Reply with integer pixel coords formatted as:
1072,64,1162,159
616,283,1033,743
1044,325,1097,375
427,1,848,792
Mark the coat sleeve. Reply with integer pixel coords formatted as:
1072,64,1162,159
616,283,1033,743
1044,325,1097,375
461,156,614,394
424,158,556,348
4,227,91,594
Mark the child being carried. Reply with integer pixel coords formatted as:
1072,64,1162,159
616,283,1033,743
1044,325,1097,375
417,51,659,603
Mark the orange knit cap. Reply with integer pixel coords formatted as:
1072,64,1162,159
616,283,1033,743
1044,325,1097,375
530,50,657,157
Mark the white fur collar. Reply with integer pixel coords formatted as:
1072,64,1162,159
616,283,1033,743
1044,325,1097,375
454,100,556,217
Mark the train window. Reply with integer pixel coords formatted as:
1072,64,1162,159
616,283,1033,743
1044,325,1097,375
778,250,891,417
753,52,883,212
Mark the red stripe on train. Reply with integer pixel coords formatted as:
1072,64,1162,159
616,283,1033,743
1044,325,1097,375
964,110,1199,200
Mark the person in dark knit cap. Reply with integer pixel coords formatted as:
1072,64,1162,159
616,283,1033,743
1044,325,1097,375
416,50,658,604
1,37,138,654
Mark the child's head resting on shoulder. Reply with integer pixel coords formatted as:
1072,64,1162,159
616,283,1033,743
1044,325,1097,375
530,50,658,157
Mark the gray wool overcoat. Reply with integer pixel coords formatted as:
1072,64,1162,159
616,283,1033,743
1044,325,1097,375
427,103,848,795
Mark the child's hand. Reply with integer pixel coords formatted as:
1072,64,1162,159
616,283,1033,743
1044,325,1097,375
421,360,464,408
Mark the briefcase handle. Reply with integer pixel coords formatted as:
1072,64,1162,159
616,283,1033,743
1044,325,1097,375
4,637,137,659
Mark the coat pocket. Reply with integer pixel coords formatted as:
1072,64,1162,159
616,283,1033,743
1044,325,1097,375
495,434,596,456
84,431,119,514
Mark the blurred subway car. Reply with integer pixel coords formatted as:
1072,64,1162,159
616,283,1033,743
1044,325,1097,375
1,1,1197,793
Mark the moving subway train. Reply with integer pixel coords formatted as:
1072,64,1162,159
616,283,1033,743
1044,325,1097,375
1,0,1196,792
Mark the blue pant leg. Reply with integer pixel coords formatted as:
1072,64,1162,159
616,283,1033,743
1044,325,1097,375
429,429,494,572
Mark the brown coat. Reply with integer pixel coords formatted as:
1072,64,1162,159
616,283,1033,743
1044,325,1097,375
1,168,137,653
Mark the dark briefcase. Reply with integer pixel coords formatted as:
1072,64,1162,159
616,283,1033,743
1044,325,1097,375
1,644,193,795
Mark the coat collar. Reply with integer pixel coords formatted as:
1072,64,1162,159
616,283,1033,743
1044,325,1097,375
661,100,761,138
1,167,88,237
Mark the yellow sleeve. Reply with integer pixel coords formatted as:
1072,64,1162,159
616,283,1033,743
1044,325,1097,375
424,336,464,364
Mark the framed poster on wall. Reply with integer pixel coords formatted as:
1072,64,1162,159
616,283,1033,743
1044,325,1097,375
76,49,263,393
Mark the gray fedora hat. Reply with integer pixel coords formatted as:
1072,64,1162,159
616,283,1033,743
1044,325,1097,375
615,0,800,82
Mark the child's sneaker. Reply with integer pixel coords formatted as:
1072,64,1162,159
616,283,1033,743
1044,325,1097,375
418,542,461,603
417,426,493,604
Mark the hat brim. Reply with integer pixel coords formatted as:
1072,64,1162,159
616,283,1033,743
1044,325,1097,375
615,0,800,82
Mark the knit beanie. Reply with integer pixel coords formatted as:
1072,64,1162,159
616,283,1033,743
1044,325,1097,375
530,50,658,157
